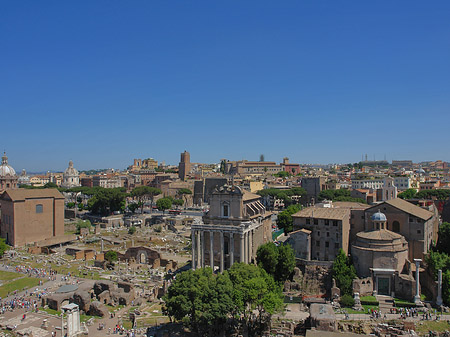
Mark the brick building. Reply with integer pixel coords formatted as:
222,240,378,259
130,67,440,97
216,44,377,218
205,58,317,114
0,189,65,247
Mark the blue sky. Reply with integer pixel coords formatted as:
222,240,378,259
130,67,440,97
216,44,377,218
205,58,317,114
1,1,450,171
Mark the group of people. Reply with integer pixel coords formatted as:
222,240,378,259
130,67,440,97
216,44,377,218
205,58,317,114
110,324,140,336
9,264,58,281
0,296,40,315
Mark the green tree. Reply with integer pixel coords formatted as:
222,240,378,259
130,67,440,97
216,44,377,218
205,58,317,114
87,188,127,216
131,186,161,214
415,189,450,200
275,171,289,178
318,189,351,202
156,197,172,214
437,222,450,255
43,182,58,188
228,263,284,336
259,154,265,162
276,244,295,283
76,220,91,234
443,270,450,306
163,268,233,335
332,249,356,296
276,204,302,233
127,202,140,214
0,238,9,258
172,199,184,207
219,160,227,174
398,188,417,200
426,250,450,278
257,242,295,283
177,188,192,209
105,250,118,262
128,226,136,235
256,243,278,275
66,202,76,209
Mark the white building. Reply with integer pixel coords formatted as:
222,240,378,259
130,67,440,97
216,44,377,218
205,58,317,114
62,161,80,188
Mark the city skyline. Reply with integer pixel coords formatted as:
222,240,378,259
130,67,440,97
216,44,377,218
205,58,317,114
2,1,450,171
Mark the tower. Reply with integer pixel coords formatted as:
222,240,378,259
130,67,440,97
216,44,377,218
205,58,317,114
179,151,191,181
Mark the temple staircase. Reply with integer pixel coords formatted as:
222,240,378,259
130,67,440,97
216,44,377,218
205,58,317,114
376,295,394,313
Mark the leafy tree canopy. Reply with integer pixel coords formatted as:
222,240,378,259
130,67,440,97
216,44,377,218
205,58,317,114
398,188,417,200
105,250,118,262
0,238,9,258
437,222,450,255
415,189,450,201
277,204,302,233
256,242,295,283
156,197,172,213
332,249,356,296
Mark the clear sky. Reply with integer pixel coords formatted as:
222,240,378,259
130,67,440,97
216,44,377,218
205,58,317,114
1,1,450,172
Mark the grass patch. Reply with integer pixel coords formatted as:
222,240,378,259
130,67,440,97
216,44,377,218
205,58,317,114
342,304,379,314
0,270,22,282
136,317,170,327
40,307,100,323
394,298,416,307
415,320,450,334
0,277,42,298
360,295,376,302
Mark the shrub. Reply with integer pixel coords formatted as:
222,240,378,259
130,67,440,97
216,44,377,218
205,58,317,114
340,294,355,308
105,250,118,262
128,226,136,235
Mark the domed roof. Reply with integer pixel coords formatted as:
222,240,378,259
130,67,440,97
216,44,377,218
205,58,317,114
371,210,387,222
0,152,17,177
356,229,404,241
64,160,79,176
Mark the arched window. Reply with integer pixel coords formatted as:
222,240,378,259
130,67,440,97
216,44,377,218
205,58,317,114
36,204,43,213
392,221,400,233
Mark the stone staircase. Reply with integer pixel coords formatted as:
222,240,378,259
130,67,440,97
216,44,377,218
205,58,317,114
376,295,394,313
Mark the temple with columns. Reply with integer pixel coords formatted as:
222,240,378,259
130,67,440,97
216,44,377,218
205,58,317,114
191,185,272,272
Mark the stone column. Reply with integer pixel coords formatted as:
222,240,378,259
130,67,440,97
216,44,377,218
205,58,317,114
240,233,245,263
191,230,196,270
201,231,205,268
244,232,248,263
210,231,214,270
248,230,253,263
230,232,234,267
220,231,224,272
437,269,443,307
414,259,423,306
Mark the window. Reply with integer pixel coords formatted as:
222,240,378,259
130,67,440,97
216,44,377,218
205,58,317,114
392,221,400,233
316,240,320,247
222,203,229,217
325,219,329,226
306,218,310,225
314,219,318,225
335,243,339,248
36,204,43,213
333,220,338,226
327,232,330,237
317,231,320,237
417,229,421,234
325,241,329,248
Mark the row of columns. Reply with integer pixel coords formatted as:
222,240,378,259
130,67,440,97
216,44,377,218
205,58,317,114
192,229,254,272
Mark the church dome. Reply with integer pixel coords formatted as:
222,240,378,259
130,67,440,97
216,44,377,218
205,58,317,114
371,211,387,222
0,152,17,177
64,160,79,176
